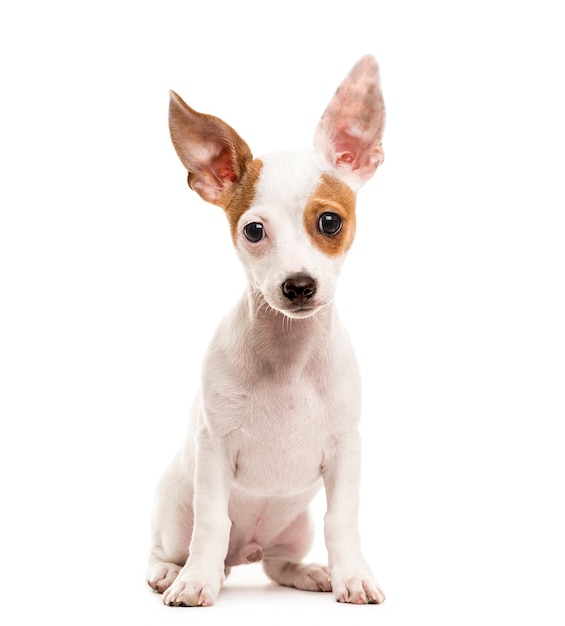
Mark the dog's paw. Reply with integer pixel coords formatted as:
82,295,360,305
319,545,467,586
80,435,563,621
295,563,333,592
162,568,223,607
147,562,181,594
331,567,385,604
263,559,332,592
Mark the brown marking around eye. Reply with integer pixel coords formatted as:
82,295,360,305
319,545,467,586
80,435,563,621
303,173,357,256
224,159,264,244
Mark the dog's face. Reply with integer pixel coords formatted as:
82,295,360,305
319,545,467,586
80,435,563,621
229,150,356,318
168,55,385,318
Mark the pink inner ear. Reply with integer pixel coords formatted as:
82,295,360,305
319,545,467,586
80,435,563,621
336,153,354,165
169,90,253,206
211,146,240,185
217,167,238,183
314,55,385,189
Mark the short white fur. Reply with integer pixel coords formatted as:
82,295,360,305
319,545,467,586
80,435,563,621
147,54,386,607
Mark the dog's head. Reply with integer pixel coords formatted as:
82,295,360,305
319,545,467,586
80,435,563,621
168,55,385,319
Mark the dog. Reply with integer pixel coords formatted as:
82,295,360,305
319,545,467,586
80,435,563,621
147,54,386,607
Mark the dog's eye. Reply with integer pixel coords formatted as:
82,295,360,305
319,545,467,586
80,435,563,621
243,222,265,243
318,212,343,236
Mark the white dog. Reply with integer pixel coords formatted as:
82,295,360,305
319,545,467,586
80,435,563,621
147,55,386,606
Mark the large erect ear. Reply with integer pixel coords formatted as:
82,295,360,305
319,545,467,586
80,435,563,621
168,91,253,207
314,55,385,191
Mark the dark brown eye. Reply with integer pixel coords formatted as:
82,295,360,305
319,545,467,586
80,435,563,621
318,212,343,236
243,222,264,242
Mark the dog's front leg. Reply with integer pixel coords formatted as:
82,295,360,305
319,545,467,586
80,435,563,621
163,425,233,607
323,431,385,605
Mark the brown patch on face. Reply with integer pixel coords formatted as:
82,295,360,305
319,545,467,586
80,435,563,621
223,159,264,244
303,174,357,256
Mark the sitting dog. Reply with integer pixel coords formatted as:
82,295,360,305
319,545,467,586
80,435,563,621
147,54,386,606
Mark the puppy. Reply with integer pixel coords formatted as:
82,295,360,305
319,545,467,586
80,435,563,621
147,55,386,606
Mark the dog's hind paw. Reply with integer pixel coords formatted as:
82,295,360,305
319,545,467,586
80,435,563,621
263,560,332,592
297,564,333,592
147,562,181,594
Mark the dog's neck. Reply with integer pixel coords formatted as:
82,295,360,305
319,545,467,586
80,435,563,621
238,286,337,377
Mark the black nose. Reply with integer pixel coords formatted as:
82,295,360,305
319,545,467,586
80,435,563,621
282,274,317,303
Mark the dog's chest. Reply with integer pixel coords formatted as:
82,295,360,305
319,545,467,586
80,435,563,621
202,302,361,496
227,376,336,496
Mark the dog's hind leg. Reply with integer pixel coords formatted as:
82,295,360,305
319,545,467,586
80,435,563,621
147,514,192,594
146,456,194,594
262,510,332,593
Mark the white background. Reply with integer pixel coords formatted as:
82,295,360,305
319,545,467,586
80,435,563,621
1,1,564,624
